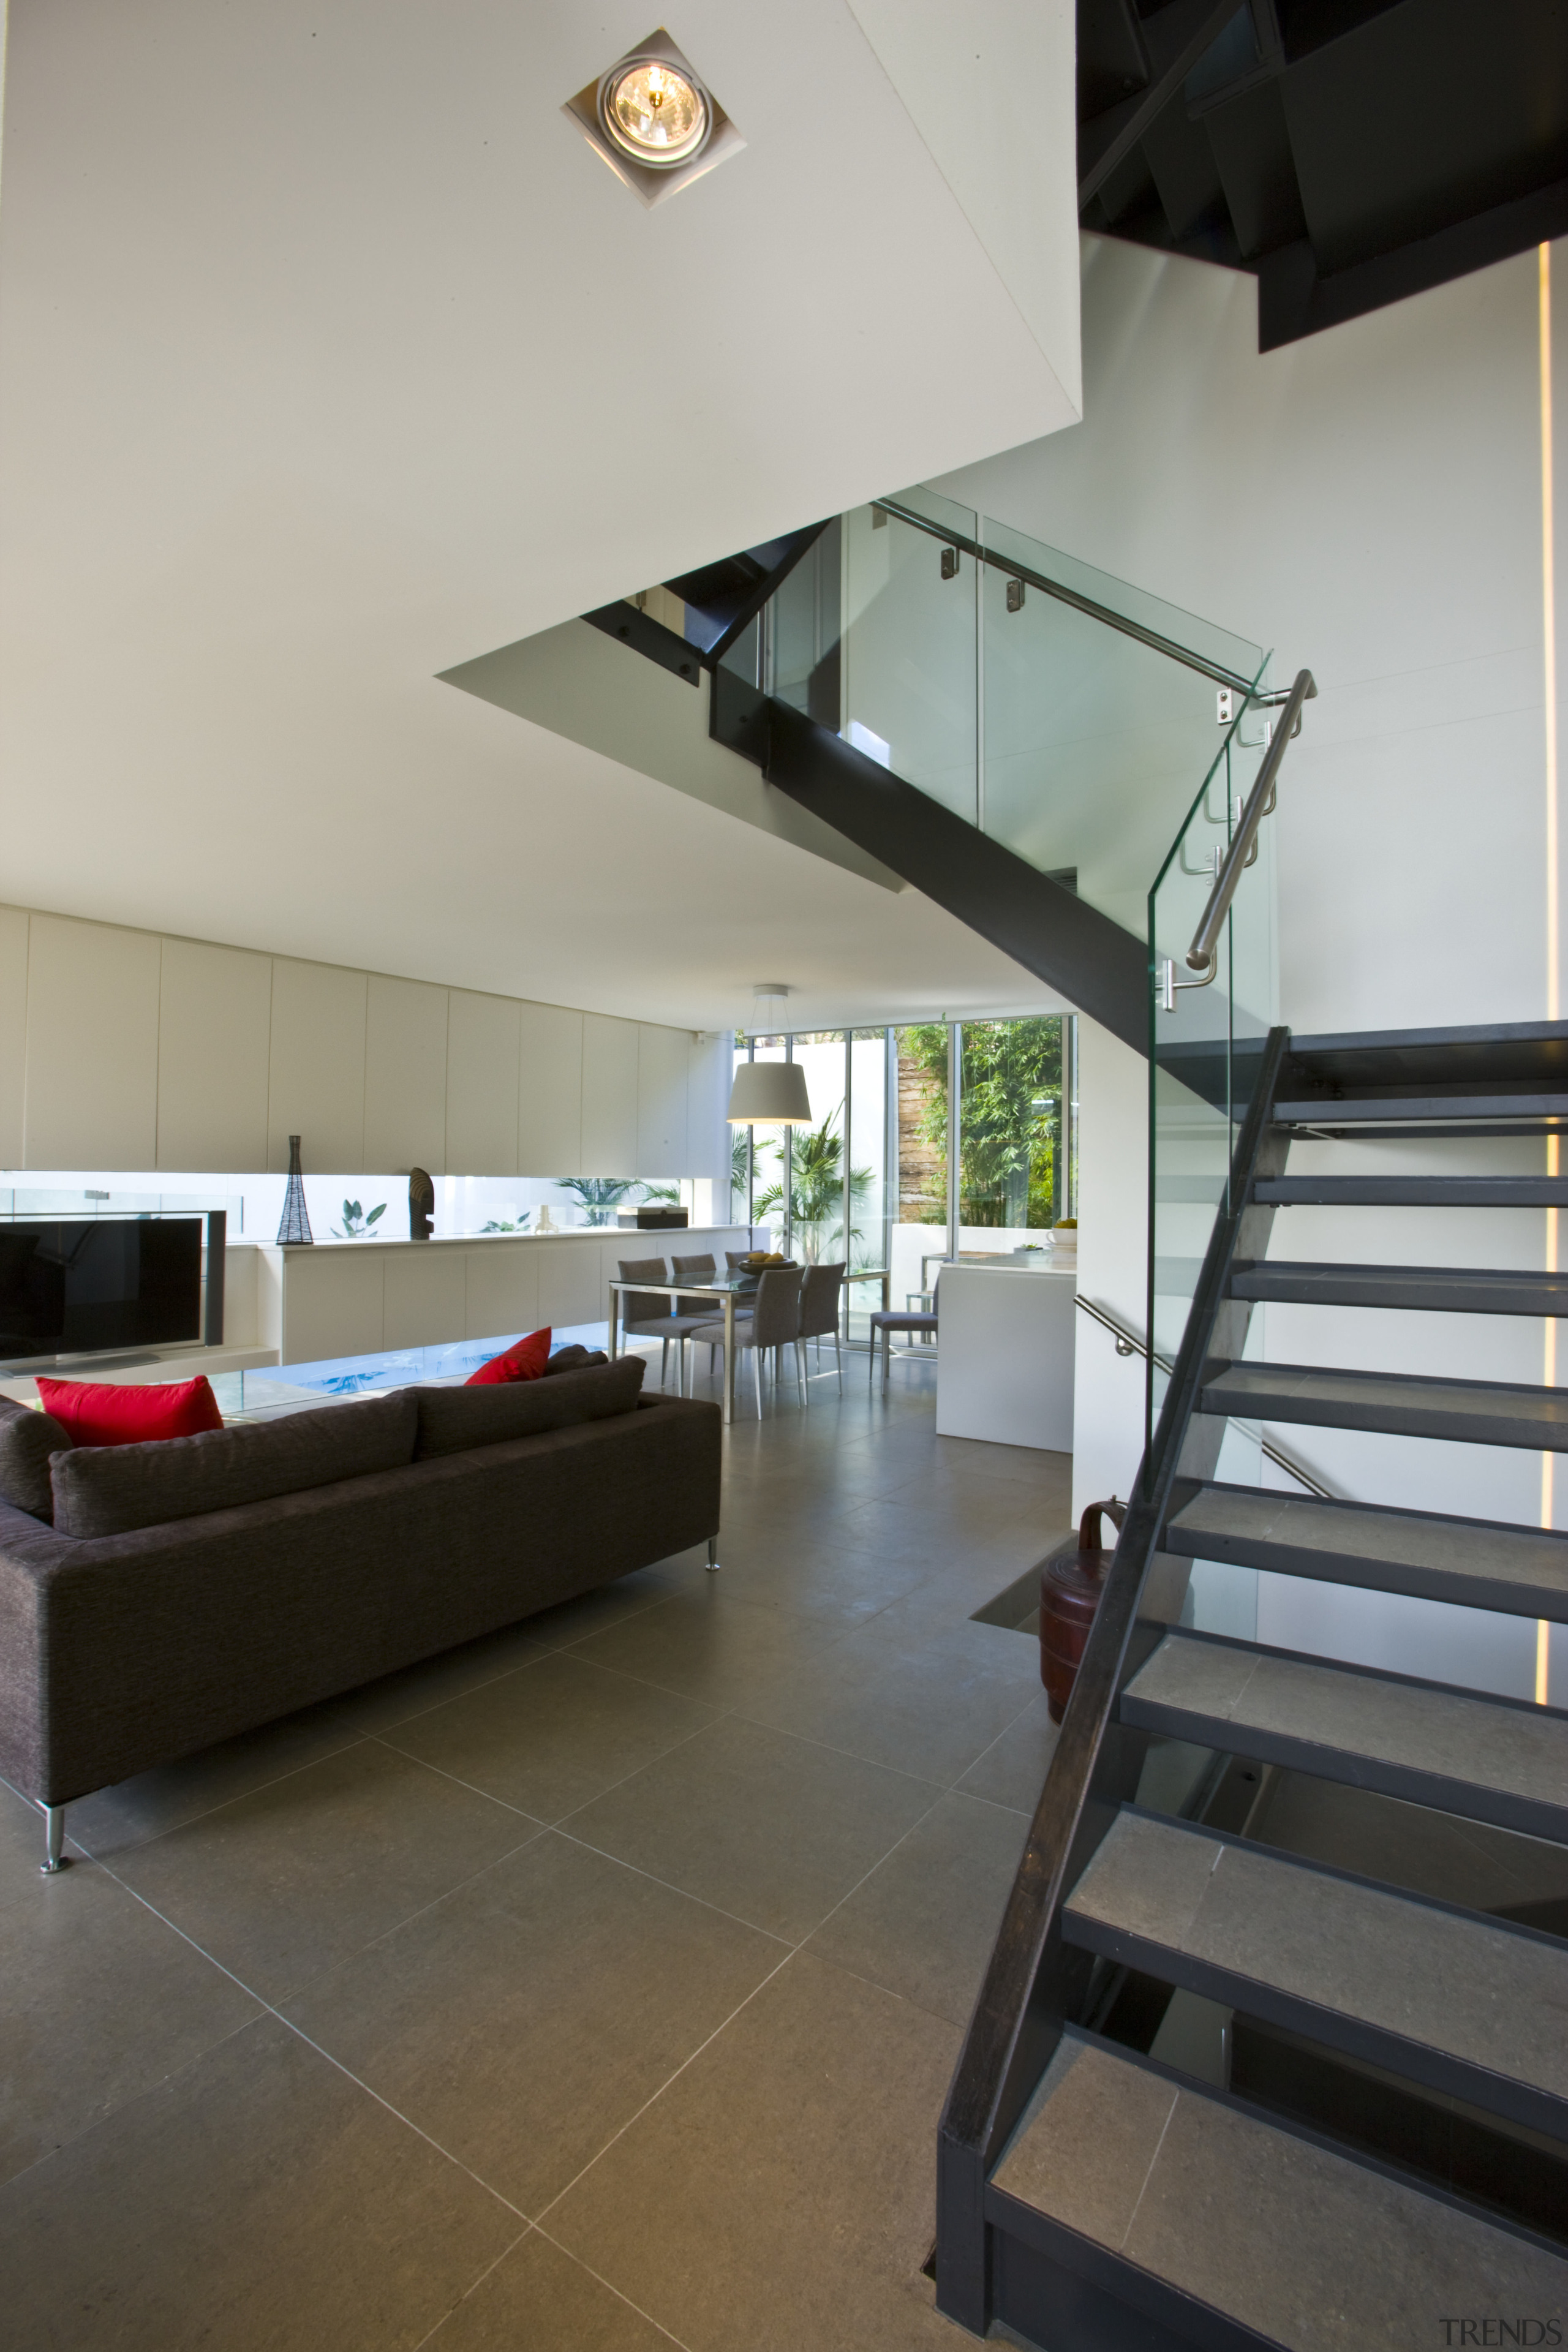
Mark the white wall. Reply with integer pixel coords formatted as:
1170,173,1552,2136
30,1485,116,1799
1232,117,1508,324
935,236,1567,1694
1070,1016,1149,1523
0,901,731,1185
936,233,1561,1041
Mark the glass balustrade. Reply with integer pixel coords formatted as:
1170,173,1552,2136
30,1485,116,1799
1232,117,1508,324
723,481,1283,1545
1147,692,1282,1640
726,483,1267,944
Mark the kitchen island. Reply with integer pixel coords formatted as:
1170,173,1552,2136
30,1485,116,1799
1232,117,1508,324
934,1257,1076,1451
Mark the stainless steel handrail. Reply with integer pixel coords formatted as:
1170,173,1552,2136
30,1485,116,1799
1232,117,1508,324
874,496,1259,696
1186,666,1316,974
1075,1291,1334,1499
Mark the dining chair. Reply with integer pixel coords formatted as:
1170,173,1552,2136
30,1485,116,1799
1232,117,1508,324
869,1269,940,1393
686,1265,805,1419
673,1253,720,1379
797,1262,846,1395
616,1257,688,1390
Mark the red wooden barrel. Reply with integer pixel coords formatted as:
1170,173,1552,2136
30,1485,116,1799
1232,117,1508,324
1039,1498,1126,1724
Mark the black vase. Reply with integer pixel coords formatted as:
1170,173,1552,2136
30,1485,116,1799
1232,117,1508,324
276,1135,314,1246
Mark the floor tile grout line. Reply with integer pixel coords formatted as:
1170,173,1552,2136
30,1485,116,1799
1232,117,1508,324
541,1779,992,2193
373,1705,728,1839
361,1733,557,1825
796,1943,976,2036
794,1782,952,1951
406,2225,537,2352
271,1824,553,1979
720,1688,1039,1796
949,1690,1055,1801
530,1945,799,2230
17,1850,537,2221
8,1726,379,1864
68,1806,546,2021
529,2228,699,2351
548,1821,798,1950
326,1645,562,1735
0,2008,268,2199
464,1629,1034,1802
278,2010,535,2218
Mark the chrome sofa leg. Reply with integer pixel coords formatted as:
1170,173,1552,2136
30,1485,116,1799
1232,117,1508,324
834,1332,843,1394
40,1804,66,1874
706,1534,721,1574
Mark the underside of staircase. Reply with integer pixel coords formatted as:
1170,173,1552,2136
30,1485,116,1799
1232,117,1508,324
939,1020,1568,2350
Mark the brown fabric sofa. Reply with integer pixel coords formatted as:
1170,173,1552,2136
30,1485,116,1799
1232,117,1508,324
0,1361,722,1868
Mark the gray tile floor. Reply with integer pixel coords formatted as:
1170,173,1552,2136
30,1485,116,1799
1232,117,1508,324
0,1354,1068,2350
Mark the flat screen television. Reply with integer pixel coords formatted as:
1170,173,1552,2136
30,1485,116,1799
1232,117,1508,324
0,1218,205,1360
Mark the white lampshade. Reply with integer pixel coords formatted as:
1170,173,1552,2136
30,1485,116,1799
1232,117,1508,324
727,1060,812,1125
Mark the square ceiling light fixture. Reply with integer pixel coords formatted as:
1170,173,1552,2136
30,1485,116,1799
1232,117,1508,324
564,28,743,208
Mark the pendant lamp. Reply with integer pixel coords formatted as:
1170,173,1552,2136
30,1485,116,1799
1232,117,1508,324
728,987,812,1125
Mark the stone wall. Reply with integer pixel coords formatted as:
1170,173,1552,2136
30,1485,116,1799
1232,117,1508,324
897,1049,945,1224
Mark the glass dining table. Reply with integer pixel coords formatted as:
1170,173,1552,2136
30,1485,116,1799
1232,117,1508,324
606,1267,891,1424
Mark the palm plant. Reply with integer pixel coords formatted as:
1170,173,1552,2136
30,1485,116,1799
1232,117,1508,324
554,1177,639,1227
331,1199,386,1239
752,1105,873,1262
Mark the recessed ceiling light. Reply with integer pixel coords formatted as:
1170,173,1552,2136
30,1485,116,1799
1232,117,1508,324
600,56,710,169
564,29,744,209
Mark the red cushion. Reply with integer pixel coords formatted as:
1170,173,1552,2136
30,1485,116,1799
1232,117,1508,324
465,1327,552,1386
36,1374,224,1449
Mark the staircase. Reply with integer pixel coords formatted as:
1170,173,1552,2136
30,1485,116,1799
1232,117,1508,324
937,1020,1568,2348
565,481,1278,1061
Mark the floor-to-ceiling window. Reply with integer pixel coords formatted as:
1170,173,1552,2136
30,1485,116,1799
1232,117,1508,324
731,1014,1073,1342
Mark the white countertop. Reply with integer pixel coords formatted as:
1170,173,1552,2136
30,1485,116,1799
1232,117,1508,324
248,1224,746,1254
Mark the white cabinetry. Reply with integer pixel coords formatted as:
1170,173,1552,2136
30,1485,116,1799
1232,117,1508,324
364,975,448,1175
464,1244,540,1341
157,938,272,1171
0,908,30,1166
384,1246,466,1348
518,1001,583,1174
447,990,521,1175
267,959,368,1174
24,915,161,1170
637,1023,690,1175
535,1238,604,1328
279,1249,385,1363
935,1264,1076,1450
581,1014,639,1174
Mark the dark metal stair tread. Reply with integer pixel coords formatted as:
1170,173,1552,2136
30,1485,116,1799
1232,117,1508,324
1285,1020,1568,1098
1276,1092,1568,1123
1255,1175,1568,1206
991,2031,1568,2351
1165,1482,1568,1618
1200,1359,1568,1451
1061,1811,1568,2135
1231,1261,1568,1316
1121,1631,1568,1844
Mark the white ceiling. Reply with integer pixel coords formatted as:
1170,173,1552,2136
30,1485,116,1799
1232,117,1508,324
0,1,1080,1033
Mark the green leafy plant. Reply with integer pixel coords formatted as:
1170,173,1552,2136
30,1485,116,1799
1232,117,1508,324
903,1019,1064,1228
555,1176,639,1227
331,1199,386,1240
752,1104,873,1262
480,1215,532,1233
